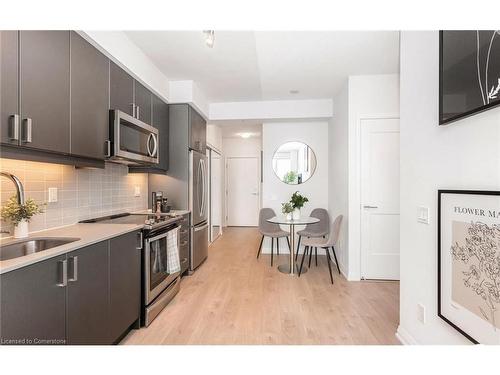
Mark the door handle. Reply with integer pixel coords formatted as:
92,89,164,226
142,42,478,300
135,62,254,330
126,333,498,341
104,140,111,157
150,133,158,158
363,205,379,209
22,118,32,143
9,114,20,141
146,133,153,156
68,256,78,282
57,259,68,287
251,192,258,195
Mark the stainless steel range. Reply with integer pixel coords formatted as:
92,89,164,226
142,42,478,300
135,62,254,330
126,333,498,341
81,213,182,326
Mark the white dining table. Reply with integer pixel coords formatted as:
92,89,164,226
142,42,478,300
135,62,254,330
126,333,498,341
267,215,320,275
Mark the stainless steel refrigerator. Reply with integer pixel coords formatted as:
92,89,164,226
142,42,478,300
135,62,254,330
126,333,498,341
148,104,209,273
189,149,208,271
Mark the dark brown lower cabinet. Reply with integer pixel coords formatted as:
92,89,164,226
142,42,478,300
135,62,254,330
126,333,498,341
66,241,109,345
109,231,141,343
0,255,66,344
0,231,141,345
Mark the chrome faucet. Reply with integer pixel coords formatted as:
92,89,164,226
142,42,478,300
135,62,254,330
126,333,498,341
0,172,25,206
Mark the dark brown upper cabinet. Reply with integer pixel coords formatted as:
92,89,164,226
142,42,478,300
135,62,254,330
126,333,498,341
134,81,152,125
19,31,70,154
152,94,169,172
70,32,110,160
189,106,207,154
0,31,19,146
110,61,135,117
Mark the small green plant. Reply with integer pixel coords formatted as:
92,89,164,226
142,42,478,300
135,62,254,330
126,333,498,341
1,195,45,226
283,170,298,184
290,191,309,210
281,202,294,215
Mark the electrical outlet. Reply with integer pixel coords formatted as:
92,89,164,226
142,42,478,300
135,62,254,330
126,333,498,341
417,206,430,224
134,186,141,197
417,303,426,324
48,187,58,203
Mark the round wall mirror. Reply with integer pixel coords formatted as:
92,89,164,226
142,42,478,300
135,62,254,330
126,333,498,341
272,141,317,185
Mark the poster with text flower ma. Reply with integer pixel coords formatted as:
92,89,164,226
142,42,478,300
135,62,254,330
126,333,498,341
438,190,500,344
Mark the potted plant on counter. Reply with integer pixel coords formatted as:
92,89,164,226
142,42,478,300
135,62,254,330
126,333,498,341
290,191,309,220
1,195,45,238
281,202,294,221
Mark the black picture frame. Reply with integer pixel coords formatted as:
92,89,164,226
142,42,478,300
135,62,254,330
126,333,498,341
438,189,500,344
439,31,500,125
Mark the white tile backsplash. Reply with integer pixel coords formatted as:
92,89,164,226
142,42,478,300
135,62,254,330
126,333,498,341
0,158,148,237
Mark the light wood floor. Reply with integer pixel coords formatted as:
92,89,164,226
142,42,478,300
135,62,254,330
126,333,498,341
122,227,400,345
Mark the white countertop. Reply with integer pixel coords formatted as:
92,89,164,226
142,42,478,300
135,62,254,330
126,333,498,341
133,209,190,216
0,223,143,275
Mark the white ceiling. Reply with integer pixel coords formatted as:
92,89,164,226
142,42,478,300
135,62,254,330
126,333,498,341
125,31,400,103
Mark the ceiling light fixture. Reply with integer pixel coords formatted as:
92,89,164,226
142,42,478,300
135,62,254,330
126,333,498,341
203,30,215,48
239,133,252,139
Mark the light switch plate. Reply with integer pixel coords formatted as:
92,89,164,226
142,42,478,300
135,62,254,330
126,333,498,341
417,206,430,224
48,187,58,203
134,186,141,197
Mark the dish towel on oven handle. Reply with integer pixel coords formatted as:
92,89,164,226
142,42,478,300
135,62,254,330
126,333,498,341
166,226,181,274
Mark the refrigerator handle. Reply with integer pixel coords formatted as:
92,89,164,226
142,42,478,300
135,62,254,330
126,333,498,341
201,158,206,217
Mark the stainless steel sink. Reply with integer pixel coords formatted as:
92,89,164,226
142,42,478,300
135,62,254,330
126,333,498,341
0,237,80,261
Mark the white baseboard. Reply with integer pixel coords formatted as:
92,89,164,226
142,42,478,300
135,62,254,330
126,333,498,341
395,325,418,345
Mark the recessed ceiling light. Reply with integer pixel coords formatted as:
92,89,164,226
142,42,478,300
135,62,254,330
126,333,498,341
239,133,252,139
289,89,299,94
203,30,215,48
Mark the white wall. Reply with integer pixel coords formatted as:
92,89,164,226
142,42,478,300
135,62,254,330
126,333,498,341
168,80,209,118
262,121,329,253
210,99,333,121
328,83,349,274
398,31,500,344
207,124,223,153
347,74,400,280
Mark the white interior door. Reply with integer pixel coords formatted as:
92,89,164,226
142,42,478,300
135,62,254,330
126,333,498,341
226,157,259,226
361,118,400,280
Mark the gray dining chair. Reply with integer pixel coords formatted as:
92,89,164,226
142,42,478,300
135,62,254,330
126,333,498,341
256,208,291,266
298,215,343,284
295,208,330,265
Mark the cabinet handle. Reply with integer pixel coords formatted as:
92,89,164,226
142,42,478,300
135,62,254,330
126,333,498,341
57,259,68,287
104,140,111,157
363,205,379,209
136,231,143,250
68,256,78,282
136,105,140,119
22,118,32,143
8,114,20,141
130,103,136,118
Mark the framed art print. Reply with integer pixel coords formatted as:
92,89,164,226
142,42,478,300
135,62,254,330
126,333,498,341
439,31,500,125
438,190,500,344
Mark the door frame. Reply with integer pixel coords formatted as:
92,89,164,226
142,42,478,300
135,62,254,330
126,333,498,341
225,156,261,227
348,113,400,281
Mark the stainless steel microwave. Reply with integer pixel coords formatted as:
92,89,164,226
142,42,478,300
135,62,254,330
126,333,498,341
107,110,159,165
